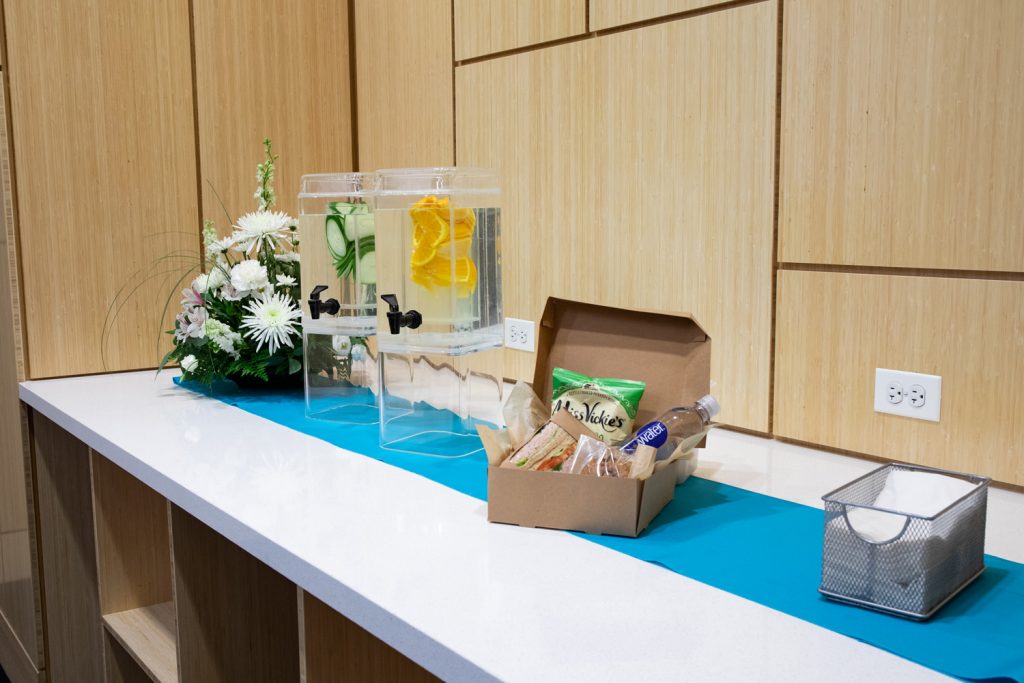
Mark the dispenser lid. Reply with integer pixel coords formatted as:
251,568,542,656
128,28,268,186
375,167,500,196
298,172,376,198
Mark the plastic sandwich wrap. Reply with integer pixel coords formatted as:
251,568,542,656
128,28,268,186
478,381,549,466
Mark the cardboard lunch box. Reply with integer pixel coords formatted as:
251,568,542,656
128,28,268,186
487,297,711,537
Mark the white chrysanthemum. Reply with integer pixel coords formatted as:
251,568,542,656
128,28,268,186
206,234,238,258
276,274,297,287
204,318,243,359
180,355,199,373
240,292,301,354
275,251,300,263
192,267,228,295
229,260,270,296
233,210,293,254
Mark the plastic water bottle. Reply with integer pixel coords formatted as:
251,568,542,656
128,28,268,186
620,395,720,461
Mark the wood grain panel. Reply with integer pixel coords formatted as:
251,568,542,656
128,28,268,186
193,0,353,222
0,69,40,676
354,0,454,169
0,600,41,682
32,412,105,682
774,271,1024,485
779,0,1024,271
456,3,777,430
303,591,437,682
590,0,735,30
3,0,200,377
454,0,586,60
171,505,299,683
91,453,172,616
103,629,155,683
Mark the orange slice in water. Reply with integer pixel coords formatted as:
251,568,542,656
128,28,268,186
410,240,437,267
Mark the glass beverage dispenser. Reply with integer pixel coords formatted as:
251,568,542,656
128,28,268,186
374,168,504,456
299,173,379,424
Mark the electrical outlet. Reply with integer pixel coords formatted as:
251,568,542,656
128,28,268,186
874,368,941,422
505,317,536,352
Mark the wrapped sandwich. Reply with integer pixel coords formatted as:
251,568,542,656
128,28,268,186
500,409,598,472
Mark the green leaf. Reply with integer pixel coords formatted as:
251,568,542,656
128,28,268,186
288,358,301,374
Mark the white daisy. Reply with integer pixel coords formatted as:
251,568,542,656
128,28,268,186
240,292,301,354
233,210,293,254
180,355,199,373
229,260,270,297
206,234,238,258
276,274,297,287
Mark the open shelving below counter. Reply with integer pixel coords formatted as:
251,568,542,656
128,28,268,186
18,371,1024,682
102,602,177,683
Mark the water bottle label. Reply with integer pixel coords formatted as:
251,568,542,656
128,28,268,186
623,420,668,451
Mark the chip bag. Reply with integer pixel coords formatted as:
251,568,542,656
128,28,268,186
550,368,646,444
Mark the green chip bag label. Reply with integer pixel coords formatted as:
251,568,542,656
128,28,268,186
551,368,646,444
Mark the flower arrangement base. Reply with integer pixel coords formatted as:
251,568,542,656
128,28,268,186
228,372,304,391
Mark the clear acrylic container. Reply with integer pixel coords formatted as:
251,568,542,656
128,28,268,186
303,325,379,424
299,173,379,423
378,348,504,457
298,173,377,336
373,168,504,455
373,168,502,354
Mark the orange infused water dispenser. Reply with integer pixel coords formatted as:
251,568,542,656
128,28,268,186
374,168,504,456
299,173,379,424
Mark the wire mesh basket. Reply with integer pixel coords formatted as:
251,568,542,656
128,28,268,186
819,463,990,620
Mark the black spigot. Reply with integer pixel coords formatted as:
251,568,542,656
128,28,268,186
308,285,340,320
380,293,422,335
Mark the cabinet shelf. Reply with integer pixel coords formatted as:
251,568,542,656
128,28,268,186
102,602,178,682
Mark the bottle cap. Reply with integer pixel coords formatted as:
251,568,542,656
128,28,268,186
695,395,720,419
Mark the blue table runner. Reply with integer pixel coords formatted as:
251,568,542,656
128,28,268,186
179,381,1024,682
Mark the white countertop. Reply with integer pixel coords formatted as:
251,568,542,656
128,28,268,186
21,371,1023,682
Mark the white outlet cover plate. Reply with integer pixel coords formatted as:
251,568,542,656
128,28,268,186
504,317,536,352
874,368,941,422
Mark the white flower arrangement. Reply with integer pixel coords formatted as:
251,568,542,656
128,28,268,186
161,139,305,386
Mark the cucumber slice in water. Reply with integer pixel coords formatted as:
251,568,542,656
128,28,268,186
326,214,347,259
343,212,374,242
357,251,376,285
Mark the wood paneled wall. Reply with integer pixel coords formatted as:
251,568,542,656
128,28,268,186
774,272,1024,484
779,0,1024,271
590,0,734,30
353,0,454,170
775,0,1024,484
3,0,201,378
192,0,354,222
454,0,586,60
456,2,777,431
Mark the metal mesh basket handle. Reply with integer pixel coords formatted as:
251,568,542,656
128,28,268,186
840,503,912,545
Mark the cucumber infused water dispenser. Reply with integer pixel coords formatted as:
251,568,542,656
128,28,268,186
299,173,380,423
374,168,504,456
